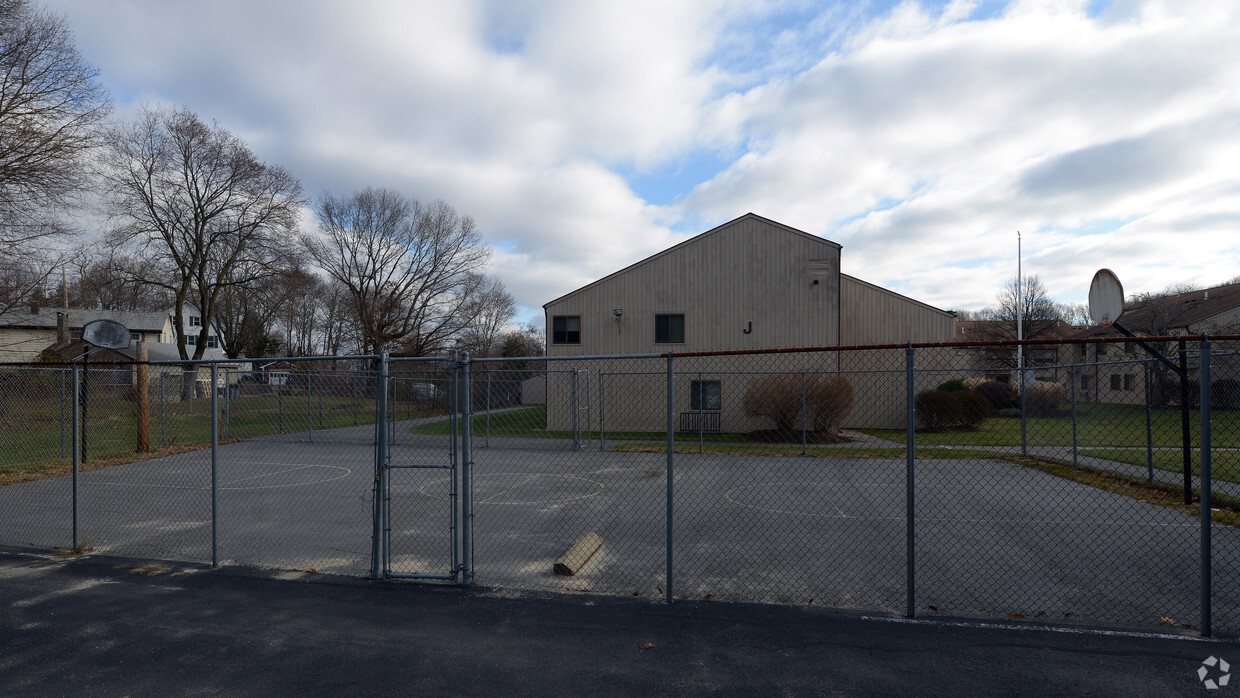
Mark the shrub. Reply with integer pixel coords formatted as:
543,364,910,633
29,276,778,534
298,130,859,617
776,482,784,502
1153,373,1200,408
936,379,966,392
742,375,802,433
957,390,990,429
805,375,854,432
1212,379,1240,411
962,378,987,390
1025,381,1066,416
916,388,990,431
915,389,959,431
974,380,1016,410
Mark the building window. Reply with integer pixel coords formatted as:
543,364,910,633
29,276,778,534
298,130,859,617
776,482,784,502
655,314,685,343
552,316,580,344
189,316,202,327
690,380,721,411
1124,374,1135,391
130,332,140,342
1098,343,1108,356
186,335,197,346
1079,344,1088,357
207,336,218,348
1110,374,1121,390
1081,374,1093,390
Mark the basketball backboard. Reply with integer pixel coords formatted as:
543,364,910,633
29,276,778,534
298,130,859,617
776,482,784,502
1088,269,1124,327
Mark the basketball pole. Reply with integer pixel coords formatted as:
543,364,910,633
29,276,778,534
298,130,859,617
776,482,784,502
1017,231,1027,456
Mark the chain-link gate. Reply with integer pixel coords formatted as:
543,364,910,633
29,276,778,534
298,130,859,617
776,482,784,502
378,355,472,582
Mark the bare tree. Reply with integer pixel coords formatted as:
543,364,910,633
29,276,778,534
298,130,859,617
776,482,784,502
59,246,170,311
0,0,110,313
304,188,491,356
975,275,1065,368
457,276,515,357
102,106,303,361
214,258,312,359
1056,302,1090,327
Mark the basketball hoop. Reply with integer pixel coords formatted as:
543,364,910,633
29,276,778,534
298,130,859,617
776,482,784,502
1088,269,1124,328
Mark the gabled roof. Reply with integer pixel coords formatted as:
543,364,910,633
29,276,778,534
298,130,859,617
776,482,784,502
1070,281,1240,337
543,213,841,308
0,307,169,332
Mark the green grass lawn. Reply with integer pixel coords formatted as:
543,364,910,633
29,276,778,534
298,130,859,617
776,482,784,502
410,405,748,444
861,403,1239,449
0,391,389,484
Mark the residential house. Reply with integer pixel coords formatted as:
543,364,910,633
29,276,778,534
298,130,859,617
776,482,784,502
0,304,172,363
541,213,957,430
1066,282,1240,406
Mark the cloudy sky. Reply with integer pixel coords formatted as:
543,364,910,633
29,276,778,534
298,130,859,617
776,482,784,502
51,0,1240,327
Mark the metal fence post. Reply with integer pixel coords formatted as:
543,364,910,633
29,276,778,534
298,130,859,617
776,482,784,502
905,344,916,618
599,372,606,452
1070,365,1078,467
60,370,66,459
224,368,231,439
211,363,219,568
666,353,675,604
800,372,807,456
460,352,474,585
71,364,80,550
699,372,706,455
1200,337,1212,636
277,379,284,433
1145,361,1154,483
571,369,580,451
485,368,491,448
372,353,389,579
307,369,313,442
160,371,166,449
1019,355,1028,457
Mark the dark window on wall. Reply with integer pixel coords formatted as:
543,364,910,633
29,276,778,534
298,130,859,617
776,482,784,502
1124,374,1135,391
130,332,140,342
655,314,685,343
691,380,721,410
186,335,197,346
1082,374,1093,390
552,316,580,344
1110,374,1121,390
189,316,201,327
1079,343,1088,357
207,336,218,348
1098,343,1109,356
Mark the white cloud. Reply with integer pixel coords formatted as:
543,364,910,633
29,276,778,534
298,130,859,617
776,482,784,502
49,0,1240,326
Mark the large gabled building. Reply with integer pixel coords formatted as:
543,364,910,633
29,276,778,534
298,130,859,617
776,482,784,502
540,213,956,430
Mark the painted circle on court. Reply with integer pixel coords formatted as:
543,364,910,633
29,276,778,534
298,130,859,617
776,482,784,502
417,472,603,505
725,480,899,518
220,464,352,490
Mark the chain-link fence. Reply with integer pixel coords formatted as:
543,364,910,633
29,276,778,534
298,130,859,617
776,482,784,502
1,336,1237,635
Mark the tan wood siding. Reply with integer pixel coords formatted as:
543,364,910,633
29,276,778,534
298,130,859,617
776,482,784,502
545,215,841,356
839,274,956,346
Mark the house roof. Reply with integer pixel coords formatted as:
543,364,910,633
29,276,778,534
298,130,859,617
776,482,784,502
1071,281,1240,338
543,213,841,308
0,307,169,332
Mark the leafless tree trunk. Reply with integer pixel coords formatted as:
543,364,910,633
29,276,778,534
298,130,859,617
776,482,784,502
457,276,515,357
0,0,110,314
303,188,491,357
102,106,303,365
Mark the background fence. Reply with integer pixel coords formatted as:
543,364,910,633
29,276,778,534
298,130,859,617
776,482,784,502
1,336,1236,635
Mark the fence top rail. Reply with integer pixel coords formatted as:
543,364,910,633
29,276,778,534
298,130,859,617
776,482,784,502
4,335,1237,369
648,333,1238,359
